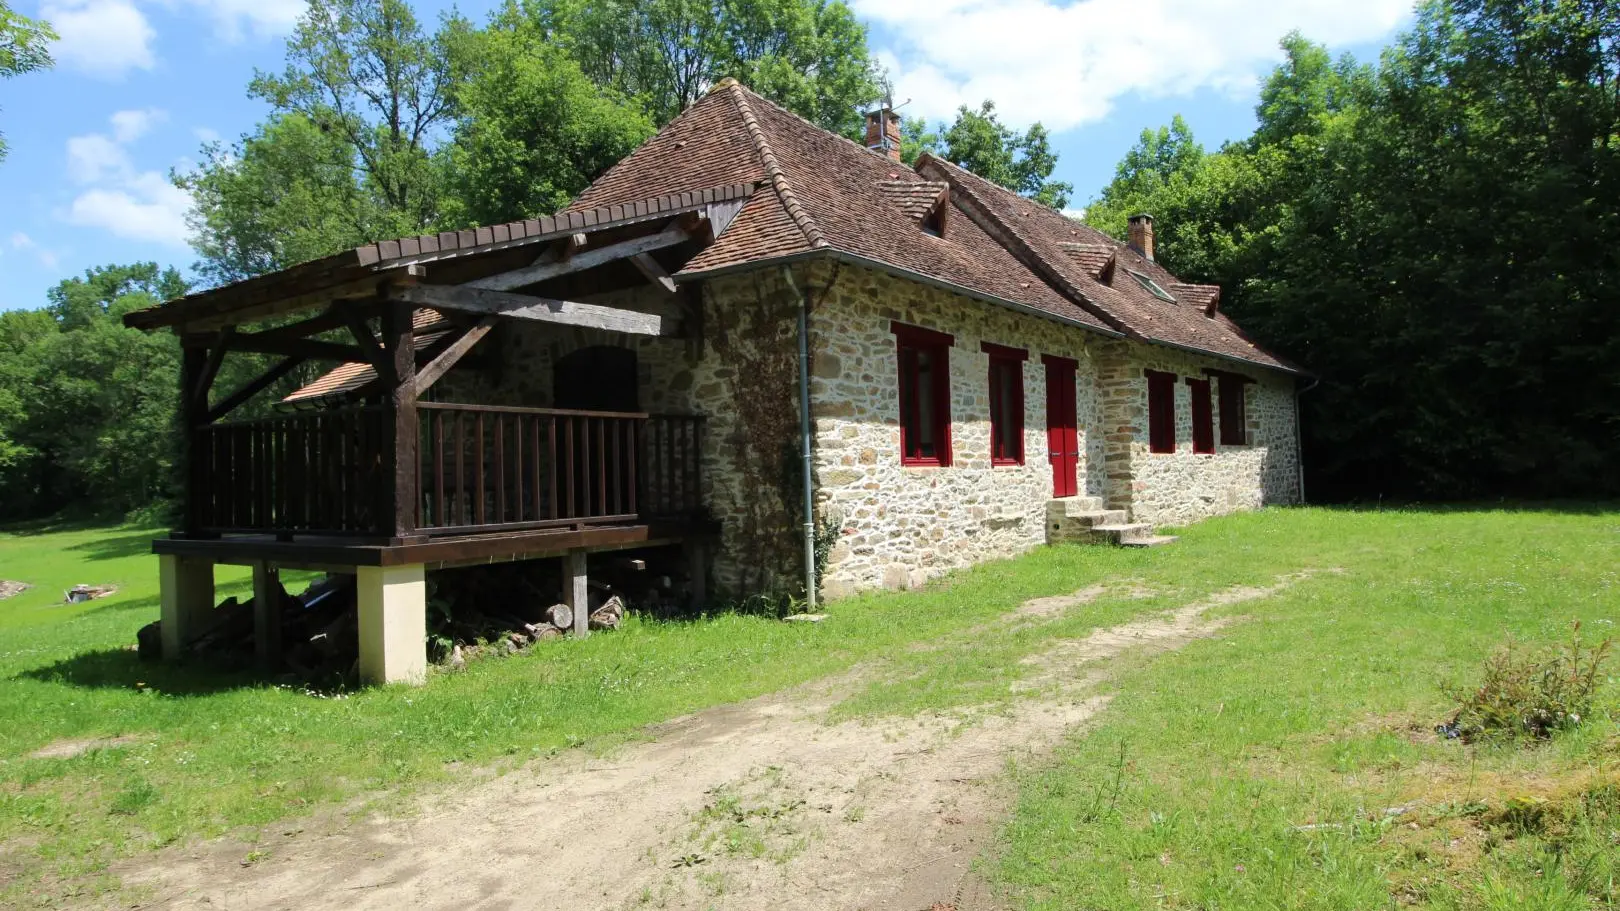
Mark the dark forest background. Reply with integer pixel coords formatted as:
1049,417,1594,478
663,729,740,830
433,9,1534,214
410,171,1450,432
0,0,1615,520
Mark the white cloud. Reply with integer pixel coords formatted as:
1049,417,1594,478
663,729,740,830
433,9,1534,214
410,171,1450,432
161,0,305,41
66,133,131,183
65,177,191,246
859,0,1413,131
110,108,166,143
9,232,62,269
41,0,156,79
60,111,191,248
192,126,222,144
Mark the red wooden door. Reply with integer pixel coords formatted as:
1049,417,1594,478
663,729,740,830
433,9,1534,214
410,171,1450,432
1043,356,1079,498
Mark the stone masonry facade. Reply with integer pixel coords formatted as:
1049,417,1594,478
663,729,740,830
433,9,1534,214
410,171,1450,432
804,263,1300,598
437,261,1298,601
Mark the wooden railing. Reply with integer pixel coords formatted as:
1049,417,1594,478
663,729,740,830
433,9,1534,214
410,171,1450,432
188,404,705,537
192,406,390,535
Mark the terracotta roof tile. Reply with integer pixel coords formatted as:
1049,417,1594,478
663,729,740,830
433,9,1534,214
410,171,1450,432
876,180,950,221
283,309,452,403
918,155,1297,372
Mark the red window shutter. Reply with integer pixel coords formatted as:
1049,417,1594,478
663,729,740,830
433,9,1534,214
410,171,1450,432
1146,370,1176,454
1188,378,1214,454
982,342,1027,466
893,322,954,466
1218,376,1247,445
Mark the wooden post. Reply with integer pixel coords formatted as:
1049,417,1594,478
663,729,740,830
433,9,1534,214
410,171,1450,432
179,344,211,537
376,301,418,542
565,550,589,638
252,563,282,671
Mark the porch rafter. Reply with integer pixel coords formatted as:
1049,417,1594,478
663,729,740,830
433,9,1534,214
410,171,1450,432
464,221,697,293
389,284,679,337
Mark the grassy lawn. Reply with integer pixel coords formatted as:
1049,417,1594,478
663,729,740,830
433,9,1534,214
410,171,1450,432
987,506,1620,909
0,506,1616,908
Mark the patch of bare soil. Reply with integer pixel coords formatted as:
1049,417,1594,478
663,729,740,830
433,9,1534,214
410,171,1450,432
28,735,142,760
0,580,30,600
105,574,1309,911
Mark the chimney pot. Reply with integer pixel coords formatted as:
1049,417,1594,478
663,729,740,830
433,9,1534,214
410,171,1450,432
1127,213,1155,262
865,109,903,163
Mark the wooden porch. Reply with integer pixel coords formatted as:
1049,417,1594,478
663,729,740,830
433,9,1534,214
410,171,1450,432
126,185,753,684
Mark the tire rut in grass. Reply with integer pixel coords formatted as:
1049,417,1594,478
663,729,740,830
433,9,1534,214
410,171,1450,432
107,574,1312,911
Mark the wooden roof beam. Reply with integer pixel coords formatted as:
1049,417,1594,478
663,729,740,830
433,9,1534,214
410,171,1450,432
390,285,678,337
466,222,696,293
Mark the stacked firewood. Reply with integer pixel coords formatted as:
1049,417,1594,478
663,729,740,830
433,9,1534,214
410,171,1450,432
135,575,359,680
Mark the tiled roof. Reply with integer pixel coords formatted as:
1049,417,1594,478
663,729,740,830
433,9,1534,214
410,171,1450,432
916,155,1299,372
283,309,452,403
1059,243,1116,280
562,81,1115,334
876,180,950,221
561,81,1294,371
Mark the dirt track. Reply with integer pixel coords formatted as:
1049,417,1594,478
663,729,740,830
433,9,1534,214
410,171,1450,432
113,577,1303,911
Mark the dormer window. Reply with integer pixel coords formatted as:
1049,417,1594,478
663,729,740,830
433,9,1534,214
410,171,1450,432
921,188,950,237
1127,269,1176,303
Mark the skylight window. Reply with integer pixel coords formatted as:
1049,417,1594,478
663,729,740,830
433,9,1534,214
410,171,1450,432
1127,269,1177,303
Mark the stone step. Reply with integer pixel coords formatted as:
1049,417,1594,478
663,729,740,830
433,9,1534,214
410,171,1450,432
1067,510,1129,528
1121,535,1179,548
1089,523,1156,544
1046,496,1105,518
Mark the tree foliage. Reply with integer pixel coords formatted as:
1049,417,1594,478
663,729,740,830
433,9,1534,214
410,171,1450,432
902,101,1073,209
516,0,881,136
178,0,470,285
442,15,655,226
178,0,883,284
1087,4,1620,500
0,266,188,517
0,0,56,162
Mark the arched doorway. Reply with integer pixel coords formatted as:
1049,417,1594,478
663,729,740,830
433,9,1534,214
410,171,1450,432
554,345,639,412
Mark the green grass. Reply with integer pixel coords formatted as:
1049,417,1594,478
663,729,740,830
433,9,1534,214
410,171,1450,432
2,506,1617,909
986,506,1620,909
0,517,1179,904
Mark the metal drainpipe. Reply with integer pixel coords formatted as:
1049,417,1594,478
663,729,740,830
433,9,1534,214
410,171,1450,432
782,265,817,609
1294,375,1320,504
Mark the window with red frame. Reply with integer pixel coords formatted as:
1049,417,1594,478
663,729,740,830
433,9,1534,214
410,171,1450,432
1218,374,1248,445
1187,377,1215,454
1146,369,1177,454
893,322,953,466
982,342,1026,465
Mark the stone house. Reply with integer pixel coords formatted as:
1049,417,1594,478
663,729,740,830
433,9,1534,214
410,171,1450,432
544,79,1304,597
125,80,1302,683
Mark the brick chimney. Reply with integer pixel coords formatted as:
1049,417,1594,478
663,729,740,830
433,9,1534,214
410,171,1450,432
1128,214,1155,261
865,108,903,162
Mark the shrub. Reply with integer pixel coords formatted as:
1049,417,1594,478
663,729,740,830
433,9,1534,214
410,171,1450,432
1442,623,1612,742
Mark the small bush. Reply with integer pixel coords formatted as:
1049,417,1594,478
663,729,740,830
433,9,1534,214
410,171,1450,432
1442,622,1612,742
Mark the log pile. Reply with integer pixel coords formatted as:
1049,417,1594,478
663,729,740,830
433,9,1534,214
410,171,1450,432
135,576,360,681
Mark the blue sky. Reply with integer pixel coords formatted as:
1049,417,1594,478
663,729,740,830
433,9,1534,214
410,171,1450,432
0,0,1414,312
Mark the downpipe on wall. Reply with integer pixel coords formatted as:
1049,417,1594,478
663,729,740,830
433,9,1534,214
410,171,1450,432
781,265,817,610
1294,375,1320,504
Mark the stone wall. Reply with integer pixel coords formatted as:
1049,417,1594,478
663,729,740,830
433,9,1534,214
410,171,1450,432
806,264,1106,597
431,276,801,599
1108,343,1301,527
429,261,1302,601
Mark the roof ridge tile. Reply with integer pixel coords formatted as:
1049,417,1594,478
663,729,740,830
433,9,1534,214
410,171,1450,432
726,81,827,249
919,153,1131,333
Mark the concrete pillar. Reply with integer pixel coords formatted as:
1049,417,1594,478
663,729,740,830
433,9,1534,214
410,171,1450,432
159,554,215,660
253,563,283,672
564,550,589,638
357,564,427,685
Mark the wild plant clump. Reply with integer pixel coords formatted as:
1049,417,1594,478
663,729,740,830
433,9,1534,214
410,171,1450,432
1440,623,1613,742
